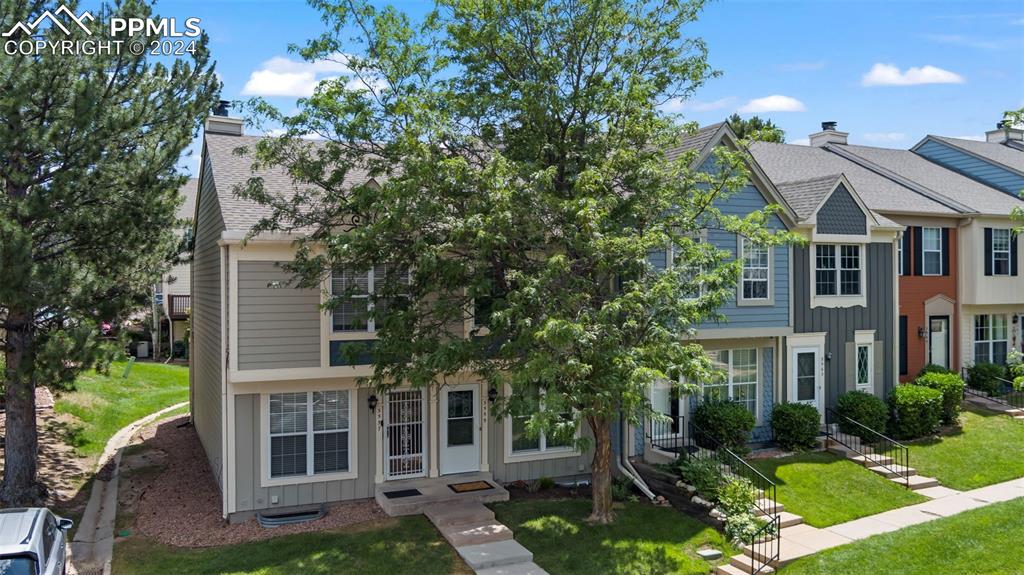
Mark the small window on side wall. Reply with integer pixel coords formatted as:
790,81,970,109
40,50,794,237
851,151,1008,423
740,237,769,301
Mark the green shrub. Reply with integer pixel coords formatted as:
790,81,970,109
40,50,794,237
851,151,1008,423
918,363,952,376
835,391,888,440
692,400,756,452
913,372,966,425
1009,350,1024,379
888,385,943,440
611,477,638,502
717,477,769,543
968,363,1008,395
1014,376,1024,393
677,457,724,501
770,403,820,451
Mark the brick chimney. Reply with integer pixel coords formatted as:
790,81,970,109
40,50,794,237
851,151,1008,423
985,120,1024,144
204,100,243,136
810,121,848,147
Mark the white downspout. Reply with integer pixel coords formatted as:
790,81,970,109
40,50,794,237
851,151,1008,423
617,415,657,500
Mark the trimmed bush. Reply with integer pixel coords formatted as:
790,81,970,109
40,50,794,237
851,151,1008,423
913,371,966,425
692,400,756,452
677,457,724,500
968,363,1008,395
835,390,888,440
918,363,952,377
770,403,820,451
888,385,942,440
1014,376,1024,393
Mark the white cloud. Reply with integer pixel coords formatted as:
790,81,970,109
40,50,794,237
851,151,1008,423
863,132,906,142
777,61,826,72
661,96,736,113
737,95,806,113
861,63,965,86
790,137,810,146
242,54,351,97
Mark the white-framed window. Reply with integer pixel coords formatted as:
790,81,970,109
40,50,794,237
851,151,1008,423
331,264,409,333
705,349,758,417
268,390,351,479
922,227,942,276
974,314,1008,365
856,343,872,393
992,229,1011,276
510,386,573,455
740,237,769,301
815,244,861,296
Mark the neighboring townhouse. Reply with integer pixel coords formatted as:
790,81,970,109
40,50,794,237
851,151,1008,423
190,112,592,522
912,124,1024,198
752,123,1024,382
158,178,198,357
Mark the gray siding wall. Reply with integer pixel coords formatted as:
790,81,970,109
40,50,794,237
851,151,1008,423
488,416,592,483
916,140,1024,197
233,389,376,513
191,155,225,485
817,184,866,235
791,242,895,406
236,261,321,370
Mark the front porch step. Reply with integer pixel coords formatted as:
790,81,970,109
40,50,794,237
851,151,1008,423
725,553,775,574
476,562,550,575
893,474,940,490
754,502,785,516
867,464,917,479
849,453,894,467
771,511,804,529
374,472,510,517
439,521,514,547
425,500,496,528
456,540,534,571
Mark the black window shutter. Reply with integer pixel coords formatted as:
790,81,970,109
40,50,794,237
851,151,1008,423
941,228,950,276
1012,232,1019,277
902,227,911,276
899,315,908,376
984,228,993,276
913,226,923,276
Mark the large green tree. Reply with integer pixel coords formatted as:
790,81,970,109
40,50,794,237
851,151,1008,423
241,0,791,522
0,0,218,504
727,113,785,143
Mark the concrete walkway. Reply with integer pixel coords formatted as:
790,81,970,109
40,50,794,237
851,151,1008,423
739,476,1024,571
963,392,1024,420
425,501,548,575
68,402,188,575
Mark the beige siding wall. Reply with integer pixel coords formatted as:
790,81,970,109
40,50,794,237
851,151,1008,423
236,261,321,370
164,260,191,296
959,218,1024,305
191,155,225,486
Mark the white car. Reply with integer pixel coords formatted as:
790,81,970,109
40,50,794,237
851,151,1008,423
0,509,72,575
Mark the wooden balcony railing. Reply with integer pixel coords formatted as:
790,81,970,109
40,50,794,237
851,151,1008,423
168,294,190,319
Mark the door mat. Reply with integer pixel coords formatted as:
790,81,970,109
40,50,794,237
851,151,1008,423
382,489,422,499
448,480,494,493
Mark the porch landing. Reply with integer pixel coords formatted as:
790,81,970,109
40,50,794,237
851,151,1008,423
374,472,510,517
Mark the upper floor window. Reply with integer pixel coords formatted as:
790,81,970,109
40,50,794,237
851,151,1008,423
705,348,758,417
740,238,769,301
331,265,409,333
815,244,861,297
992,229,1011,276
922,228,942,276
974,314,1008,365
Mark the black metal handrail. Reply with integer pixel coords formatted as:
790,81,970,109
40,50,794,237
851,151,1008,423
825,407,911,488
646,414,686,454
687,422,780,574
962,367,1024,410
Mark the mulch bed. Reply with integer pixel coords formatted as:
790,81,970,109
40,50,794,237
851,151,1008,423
125,415,387,548
505,480,592,501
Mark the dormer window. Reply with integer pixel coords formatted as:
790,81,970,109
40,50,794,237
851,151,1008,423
815,244,861,296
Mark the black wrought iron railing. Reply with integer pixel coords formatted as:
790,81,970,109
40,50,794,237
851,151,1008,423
961,367,1024,410
646,414,686,455
825,407,911,488
686,422,779,575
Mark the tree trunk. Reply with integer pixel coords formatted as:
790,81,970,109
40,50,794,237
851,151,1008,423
0,312,44,506
587,415,615,524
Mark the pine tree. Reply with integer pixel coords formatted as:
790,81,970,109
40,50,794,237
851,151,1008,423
240,0,792,523
727,113,786,143
0,0,218,504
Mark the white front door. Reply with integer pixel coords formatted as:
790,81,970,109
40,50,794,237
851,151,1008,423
929,316,949,369
792,347,821,413
384,390,427,480
440,385,480,475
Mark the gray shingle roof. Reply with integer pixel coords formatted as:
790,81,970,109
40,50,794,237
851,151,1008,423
929,136,1024,174
839,144,1024,216
774,175,840,220
749,142,959,216
204,133,374,233
665,123,725,162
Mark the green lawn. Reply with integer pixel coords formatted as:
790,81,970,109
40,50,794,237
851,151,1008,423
749,452,926,527
491,499,737,574
906,405,1024,491
780,497,1024,575
55,361,189,457
113,517,469,575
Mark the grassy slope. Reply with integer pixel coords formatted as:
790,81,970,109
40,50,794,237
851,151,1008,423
55,361,189,457
750,452,926,527
780,497,1024,575
112,517,469,575
492,499,737,574
907,405,1024,490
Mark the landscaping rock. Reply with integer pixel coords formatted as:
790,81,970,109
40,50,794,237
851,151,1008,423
691,495,713,508
697,548,723,560
709,508,724,519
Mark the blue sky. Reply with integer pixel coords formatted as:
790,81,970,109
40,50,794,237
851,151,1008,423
153,0,1024,175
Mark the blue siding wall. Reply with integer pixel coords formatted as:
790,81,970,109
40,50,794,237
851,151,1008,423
916,140,1024,197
